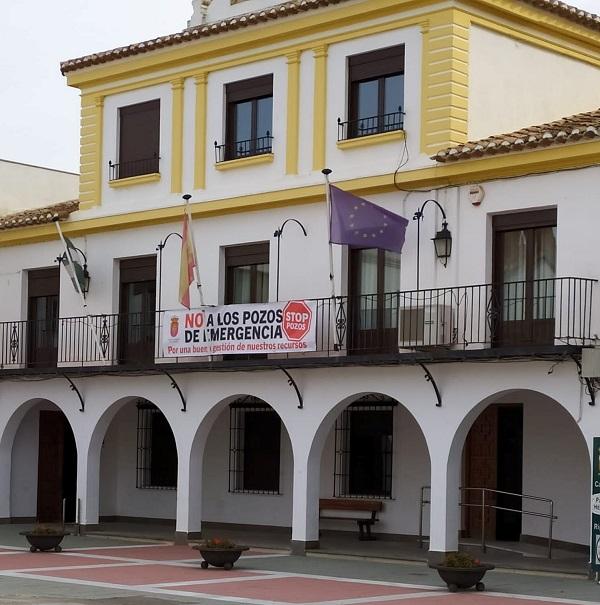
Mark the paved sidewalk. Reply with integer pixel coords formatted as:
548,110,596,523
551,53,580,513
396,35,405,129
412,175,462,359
0,528,596,605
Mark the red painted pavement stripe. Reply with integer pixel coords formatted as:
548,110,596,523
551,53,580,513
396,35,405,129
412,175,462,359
0,553,117,571
160,576,428,603
33,562,257,586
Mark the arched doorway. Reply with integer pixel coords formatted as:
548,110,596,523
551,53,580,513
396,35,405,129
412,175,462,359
98,398,178,525
8,400,77,523
459,390,590,548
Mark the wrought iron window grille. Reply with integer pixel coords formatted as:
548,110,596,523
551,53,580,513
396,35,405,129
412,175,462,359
215,134,273,163
136,400,177,490
338,109,405,142
333,396,396,499
229,397,282,495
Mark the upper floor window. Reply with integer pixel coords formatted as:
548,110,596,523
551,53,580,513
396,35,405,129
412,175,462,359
225,243,269,304
339,45,405,141
110,100,160,180
216,75,273,162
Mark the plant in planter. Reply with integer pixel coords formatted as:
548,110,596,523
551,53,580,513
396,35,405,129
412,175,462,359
20,524,70,553
193,538,249,570
429,551,494,592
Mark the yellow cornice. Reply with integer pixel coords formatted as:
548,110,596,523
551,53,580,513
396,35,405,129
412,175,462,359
66,0,600,94
336,129,406,150
108,172,161,188
3,140,600,248
214,153,275,171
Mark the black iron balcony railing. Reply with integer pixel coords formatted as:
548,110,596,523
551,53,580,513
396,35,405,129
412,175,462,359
214,134,273,163
0,278,595,370
338,109,405,142
109,155,160,181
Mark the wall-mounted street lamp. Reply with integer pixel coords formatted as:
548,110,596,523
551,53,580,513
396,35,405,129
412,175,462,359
55,247,91,296
413,199,452,290
273,219,308,301
156,232,183,312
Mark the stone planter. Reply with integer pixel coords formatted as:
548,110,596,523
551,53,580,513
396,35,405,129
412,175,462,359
20,531,70,553
429,563,495,592
193,545,249,570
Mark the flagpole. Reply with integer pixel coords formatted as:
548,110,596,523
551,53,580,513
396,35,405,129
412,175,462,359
54,219,107,362
182,194,205,307
321,168,336,300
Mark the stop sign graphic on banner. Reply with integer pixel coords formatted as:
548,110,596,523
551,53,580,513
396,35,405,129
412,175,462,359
282,300,312,341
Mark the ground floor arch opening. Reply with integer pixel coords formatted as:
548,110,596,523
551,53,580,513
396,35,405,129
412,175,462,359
9,400,77,524
458,390,590,549
317,393,431,540
200,395,294,533
99,398,178,525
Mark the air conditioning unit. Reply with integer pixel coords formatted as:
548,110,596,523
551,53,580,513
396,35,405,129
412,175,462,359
398,305,455,348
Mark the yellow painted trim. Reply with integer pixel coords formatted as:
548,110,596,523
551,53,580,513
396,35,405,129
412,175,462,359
285,51,301,175
171,78,185,193
108,172,161,188
78,96,103,211
5,140,600,248
312,44,328,172
420,9,471,155
65,0,600,92
336,129,406,150
214,153,275,171
194,73,208,189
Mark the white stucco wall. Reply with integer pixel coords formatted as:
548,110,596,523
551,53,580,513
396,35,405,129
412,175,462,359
469,25,600,140
10,407,40,519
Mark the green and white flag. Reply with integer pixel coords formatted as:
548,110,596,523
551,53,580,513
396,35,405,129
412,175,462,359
61,236,87,296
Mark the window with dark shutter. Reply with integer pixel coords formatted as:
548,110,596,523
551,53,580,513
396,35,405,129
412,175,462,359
111,100,160,180
215,75,273,162
339,45,405,141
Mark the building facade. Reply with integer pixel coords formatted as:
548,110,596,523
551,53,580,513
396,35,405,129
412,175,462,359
1,0,600,563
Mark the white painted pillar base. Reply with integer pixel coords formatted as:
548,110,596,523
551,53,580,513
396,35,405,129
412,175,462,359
291,444,321,553
428,442,461,559
176,441,203,540
77,436,100,528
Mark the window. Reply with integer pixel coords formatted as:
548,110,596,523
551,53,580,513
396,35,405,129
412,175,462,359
225,243,269,304
339,45,405,141
229,398,281,494
119,257,156,365
216,75,273,162
111,100,160,180
136,401,177,489
348,248,401,353
334,396,395,498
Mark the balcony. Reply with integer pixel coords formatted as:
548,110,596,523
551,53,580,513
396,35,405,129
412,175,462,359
108,156,160,181
214,134,273,163
337,109,405,142
0,277,595,373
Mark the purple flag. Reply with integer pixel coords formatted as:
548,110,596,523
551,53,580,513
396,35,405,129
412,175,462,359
329,185,409,253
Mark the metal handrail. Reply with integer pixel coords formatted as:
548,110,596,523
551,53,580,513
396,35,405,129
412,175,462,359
418,485,557,559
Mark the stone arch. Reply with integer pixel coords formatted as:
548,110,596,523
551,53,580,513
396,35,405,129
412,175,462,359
82,394,179,528
181,392,294,538
293,391,431,547
447,388,590,549
0,398,78,522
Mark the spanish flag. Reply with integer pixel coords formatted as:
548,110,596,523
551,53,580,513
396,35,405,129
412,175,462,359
179,208,197,309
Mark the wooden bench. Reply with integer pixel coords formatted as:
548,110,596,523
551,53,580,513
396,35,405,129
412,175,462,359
319,498,383,540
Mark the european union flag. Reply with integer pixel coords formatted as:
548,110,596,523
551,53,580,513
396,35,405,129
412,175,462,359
329,185,409,254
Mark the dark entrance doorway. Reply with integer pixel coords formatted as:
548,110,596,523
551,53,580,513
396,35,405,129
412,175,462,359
493,210,557,346
119,257,156,365
464,403,523,542
27,268,60,367
348,248,401,354
37,410,77,523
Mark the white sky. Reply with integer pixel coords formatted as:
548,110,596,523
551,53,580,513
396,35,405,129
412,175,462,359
1,0,599,174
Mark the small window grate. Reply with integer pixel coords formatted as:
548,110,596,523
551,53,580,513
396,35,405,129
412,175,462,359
333,396,395,499
136,400,177,490
229,396,281,495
